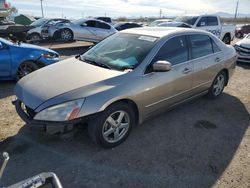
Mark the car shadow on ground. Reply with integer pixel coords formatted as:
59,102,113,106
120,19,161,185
0,93,249,188
237,61,250,70
0,81,15,99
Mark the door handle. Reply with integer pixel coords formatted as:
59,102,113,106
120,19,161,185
182,68,192,74
215,57,221,62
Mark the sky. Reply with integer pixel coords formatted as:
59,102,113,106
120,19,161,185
7,0,250,19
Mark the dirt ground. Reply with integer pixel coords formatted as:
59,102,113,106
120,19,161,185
0,43,250,187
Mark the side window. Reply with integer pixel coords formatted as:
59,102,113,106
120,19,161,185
207,17,218,26
152,36,188,65
96,21,110,29
85,20,96,28
211,38,221,53
190,34,213,59
197,17,207,27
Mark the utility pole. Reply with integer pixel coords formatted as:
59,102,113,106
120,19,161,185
40,0,44,17
234,0,239,19
159,9,162,18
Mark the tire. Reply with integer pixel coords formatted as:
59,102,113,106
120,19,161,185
222,34,231,44
60,29,73,42
207,71,227,99
29,33,41,43
16,61,39,80
235,32,242,38
88,102,135,148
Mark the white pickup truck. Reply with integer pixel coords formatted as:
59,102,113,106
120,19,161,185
175,15,236,44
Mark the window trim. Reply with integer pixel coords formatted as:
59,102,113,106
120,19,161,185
188,34,214,60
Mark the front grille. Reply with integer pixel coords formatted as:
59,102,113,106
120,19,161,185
238,46,250,55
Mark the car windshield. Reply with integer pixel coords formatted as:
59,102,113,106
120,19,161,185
30,18,48,27
174,16,198,25
80,33,158,71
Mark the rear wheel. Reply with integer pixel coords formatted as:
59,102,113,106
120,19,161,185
17,61,39,80
222,34,231,44
207,71,227,99
88,102,135,148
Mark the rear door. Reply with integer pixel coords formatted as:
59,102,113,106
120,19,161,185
75,20,96,40
196,16,221,38
94,21,112,40
188,34,223,93
0,41,11,77
142,35,194,116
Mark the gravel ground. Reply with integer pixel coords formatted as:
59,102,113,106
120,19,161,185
0,41,249,188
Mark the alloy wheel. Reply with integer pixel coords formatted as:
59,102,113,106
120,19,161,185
102,110,130,143
212,74,225,96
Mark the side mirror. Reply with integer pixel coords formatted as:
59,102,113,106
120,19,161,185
152,60,172,72
197,22,205,27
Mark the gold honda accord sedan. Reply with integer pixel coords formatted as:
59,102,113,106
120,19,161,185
13,27,237,147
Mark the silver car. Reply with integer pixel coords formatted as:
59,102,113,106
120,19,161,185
51,18,117,42
13,27,236,148
234,33,250,63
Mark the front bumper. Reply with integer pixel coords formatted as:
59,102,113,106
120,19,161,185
236,54,250,63
12,99,83,134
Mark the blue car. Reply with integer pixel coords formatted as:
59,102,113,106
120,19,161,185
0,38,59,80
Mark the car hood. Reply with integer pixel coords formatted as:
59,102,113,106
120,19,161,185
236,38,250,48
15,57,126,110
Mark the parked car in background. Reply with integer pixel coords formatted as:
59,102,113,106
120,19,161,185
235,24,250,38
41,19,71,40
13,27,236,147
148,19,172,27
158,21,191,28
175,15,235,44
52,18,117,42
114,22,142,31
94,17,113,24
27,18,70,42
0,38,59,80
234,33,250,63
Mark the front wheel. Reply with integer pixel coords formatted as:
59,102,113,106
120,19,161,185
88,102,135,148
60,29,73,42
207,71,226,99
17,61,39,80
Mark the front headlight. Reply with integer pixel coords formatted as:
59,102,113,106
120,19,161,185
41,52,59,59
234,44,240,51
34,99,85,121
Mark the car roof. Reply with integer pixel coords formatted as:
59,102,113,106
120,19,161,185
120,27,206,38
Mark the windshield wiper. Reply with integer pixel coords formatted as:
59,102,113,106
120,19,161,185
81,58,112,70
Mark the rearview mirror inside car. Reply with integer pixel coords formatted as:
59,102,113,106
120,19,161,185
152,60,172,72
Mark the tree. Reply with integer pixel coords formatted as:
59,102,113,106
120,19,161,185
8,3,18,15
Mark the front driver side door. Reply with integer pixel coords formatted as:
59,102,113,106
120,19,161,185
0,41,11,77
142,35,194,117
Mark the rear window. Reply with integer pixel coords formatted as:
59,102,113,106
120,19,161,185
189,34,213,59
207,17,218,26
